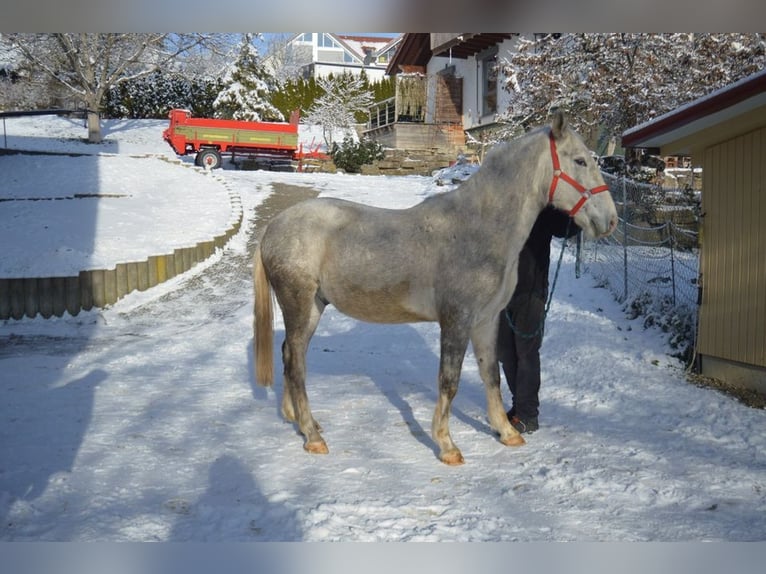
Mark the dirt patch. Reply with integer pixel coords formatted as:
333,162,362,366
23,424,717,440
248,183,319,255
252,183,319,229
685,372,766,409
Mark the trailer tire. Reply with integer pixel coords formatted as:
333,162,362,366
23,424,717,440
197,149,222,170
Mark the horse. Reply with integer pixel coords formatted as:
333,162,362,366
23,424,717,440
252,110,618,465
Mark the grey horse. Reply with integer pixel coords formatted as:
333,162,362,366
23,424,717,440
253,110,618,465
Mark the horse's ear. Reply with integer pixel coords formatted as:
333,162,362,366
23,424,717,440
550,108,568,139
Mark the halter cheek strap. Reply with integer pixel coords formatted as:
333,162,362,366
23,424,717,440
548,132,610,216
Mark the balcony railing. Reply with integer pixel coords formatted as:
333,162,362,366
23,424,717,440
368,97,396,129
367,97,426,130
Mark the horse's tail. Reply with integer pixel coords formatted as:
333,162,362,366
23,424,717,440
253,242,274,387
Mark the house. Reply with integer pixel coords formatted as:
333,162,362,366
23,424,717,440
365,33,518,155
273,33,401,81
427,34,518,135
622,69,766,395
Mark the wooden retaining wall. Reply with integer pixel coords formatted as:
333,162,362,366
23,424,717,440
365,123,466,157
0,164,243,320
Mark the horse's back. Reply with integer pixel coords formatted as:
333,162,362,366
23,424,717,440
260,197,440,323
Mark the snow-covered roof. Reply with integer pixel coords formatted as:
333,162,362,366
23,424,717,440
336,34,400,62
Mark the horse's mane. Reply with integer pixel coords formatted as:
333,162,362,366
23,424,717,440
460,124,551,201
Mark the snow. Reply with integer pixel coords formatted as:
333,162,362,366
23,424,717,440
0,153,233,277
1,114,765,546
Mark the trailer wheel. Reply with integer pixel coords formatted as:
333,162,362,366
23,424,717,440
197,149,222,170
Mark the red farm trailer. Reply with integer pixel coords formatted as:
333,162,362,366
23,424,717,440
162,108,323,170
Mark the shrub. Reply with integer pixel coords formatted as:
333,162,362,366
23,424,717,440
330,137,384,174
624,290,696,365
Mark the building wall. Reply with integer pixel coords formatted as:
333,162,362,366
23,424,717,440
284,33,392,81
698,124,766,390
363,123,466,155
457,38,519,131
425,56,457,124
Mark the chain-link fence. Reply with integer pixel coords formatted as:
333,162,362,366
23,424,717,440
578,171,701,363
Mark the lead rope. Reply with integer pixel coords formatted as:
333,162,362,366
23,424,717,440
505,220,573,339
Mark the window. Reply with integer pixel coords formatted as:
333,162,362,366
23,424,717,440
318,33,340,48
316,33,360,64
377,46,396,64
295,33,313,43
481,52,498,116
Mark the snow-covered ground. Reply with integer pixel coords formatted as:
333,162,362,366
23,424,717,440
0,115,764,548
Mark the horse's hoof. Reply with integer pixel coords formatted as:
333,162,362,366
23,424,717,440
440,450,465,466
501,434,526,447
304,440,329,454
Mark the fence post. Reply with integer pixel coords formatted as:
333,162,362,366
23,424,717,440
669,222,677,307
575,232,582,278
622,175,629,301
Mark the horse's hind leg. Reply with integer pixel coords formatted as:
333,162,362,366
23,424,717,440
471,321,525,447
278,287,328,454
432,323,470,465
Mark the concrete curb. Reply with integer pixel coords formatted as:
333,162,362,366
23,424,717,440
0,156,243,320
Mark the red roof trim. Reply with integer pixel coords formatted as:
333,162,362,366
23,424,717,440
622,68,766,148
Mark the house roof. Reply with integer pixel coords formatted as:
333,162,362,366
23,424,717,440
336,34,400,63
283,33,400,67
386,33,514,76
621,68,766,153
385,33,431,75
431,34,514,58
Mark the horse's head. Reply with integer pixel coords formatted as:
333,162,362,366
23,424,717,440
546,110,618,239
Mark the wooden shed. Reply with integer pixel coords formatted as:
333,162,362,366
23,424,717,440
622,69,766,394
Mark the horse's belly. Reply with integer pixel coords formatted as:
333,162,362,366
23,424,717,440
328,281,436,324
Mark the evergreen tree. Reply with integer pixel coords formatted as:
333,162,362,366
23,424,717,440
213,33,283,122
271,73,394,126
189,76,225,118
102,71,223,119
270,76,321,121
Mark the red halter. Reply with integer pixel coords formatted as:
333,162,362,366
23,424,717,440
548,131,610,216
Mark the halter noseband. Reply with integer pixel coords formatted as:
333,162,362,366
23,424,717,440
548,131,610,216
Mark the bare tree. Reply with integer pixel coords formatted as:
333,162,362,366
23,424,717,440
500,33,766,152
6,33,231,142
262,33,311,85
305,74,374,146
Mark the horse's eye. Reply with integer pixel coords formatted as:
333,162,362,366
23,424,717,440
575,158,587,167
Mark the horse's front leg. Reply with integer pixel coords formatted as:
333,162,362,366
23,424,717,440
471,319,525,447
432,324,470,465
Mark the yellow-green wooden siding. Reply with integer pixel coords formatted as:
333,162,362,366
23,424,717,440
699,126,766,368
